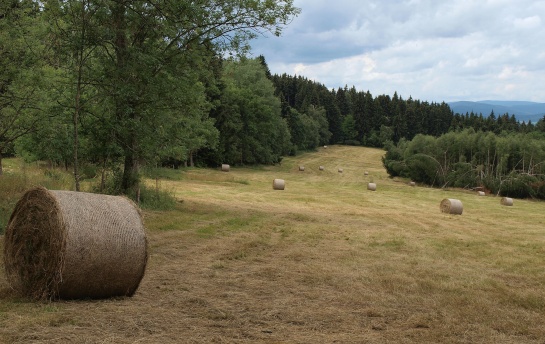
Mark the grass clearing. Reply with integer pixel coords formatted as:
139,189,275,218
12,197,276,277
1,145,545,343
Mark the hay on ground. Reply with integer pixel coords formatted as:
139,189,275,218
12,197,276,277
478,191,485,196
338,168,343,173
440,198,463,215
367,183,376,191
3,187,148,300
364,171,369,176
273,179,285,190
299,166,305,171
319,166,324,171
409,181,416,187
221,164,230,172
501,197,513,206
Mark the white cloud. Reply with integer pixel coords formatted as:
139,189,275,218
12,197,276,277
250,0,545,102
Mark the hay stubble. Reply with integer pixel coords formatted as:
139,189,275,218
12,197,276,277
2,146,545,343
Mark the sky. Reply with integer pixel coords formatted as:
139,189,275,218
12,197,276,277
249,0,545,104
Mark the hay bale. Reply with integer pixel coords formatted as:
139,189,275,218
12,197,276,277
501,197,513,206
338,168,343,173
324,145,328,149
440,198,463,215
364,171,369,176
409,181,416,187
478,191,485,196
221,164,230,172
319,166,324,171
3,187,148,300
299,165,305,171
273,179,285,190
367,183,376,191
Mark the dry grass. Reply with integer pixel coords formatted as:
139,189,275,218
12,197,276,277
2,145,545,343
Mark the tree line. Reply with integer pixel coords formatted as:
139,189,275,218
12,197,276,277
3,0,545,200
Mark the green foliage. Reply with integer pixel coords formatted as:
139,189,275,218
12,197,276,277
136,185,177,211
383,129,545,199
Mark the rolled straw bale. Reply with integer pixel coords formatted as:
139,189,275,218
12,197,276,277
501,197,513,206
221,164,230,172
364,171,369,176
440,198,463,215
367,183,376,191
3,187,148,300
478,191,485,196
273,179,285,190
299,165,305,171
319,166,324,171
338,168,343,173
409,181,416,187
324,145,328,148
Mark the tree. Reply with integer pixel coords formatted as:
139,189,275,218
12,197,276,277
44,0,300,195
0,0,50,175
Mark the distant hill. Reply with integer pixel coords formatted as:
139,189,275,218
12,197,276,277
448,100,545,123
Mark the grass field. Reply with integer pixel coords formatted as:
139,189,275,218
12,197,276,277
1,145,545,343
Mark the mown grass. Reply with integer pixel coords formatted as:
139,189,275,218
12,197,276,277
1,146,545,343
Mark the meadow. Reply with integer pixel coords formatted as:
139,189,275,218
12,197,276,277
1,145,545,343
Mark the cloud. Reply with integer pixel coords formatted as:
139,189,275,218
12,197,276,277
250,0,545,102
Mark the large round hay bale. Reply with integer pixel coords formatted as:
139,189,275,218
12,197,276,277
367,183,376,191
299,165,305,171
3,187,148,300
409,181,416,187
478,191,485,196
319,166,324,171
440,198,463,215
221,164,230,172
364,171,369,176
273,179,285,190
338,168,343,173
501,197,513,206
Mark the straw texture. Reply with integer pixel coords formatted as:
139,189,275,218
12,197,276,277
273,179,285,190
501,197,513,206
367,183,376,191
319,166,324,171
221,164,230,172
338,168,343,173
440,198,463,215
3,187,148,300
364,171,369,176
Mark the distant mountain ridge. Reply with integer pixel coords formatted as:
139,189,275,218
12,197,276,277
447,100,545,123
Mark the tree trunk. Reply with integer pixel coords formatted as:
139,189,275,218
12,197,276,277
121,150,139,196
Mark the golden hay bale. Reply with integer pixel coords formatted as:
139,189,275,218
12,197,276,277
367,183,376,191
299,165,305,171
501,197,513,206
221,164,230,172
478,191,485,196
409,181,416,187
319,166,324,171
324,145,328,148
338,168,343,173
3,187,148,300
364,171,369,176
273,179,285,190
440,198,463,215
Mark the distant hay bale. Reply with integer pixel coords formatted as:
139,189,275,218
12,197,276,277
319,166,324,171
364,171,369,176
501,197,513,206
273,179,285,190
221,164,230,172
324,145,328,148
478,191,485,196
338,168,343,173
299,165,305,171
3,187,148,300
409,181,416,187
440,198,463,215
367,183,376,191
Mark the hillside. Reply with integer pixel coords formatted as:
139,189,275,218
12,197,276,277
448,100,545,123
2,146,545,343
